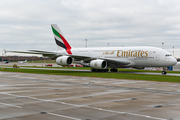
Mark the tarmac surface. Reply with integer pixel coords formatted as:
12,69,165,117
0,71,180,120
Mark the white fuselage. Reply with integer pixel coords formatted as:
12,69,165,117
58,46,177,68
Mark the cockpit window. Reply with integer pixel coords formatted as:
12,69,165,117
165,54,172,57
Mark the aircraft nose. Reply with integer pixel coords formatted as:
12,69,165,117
171,57,177,66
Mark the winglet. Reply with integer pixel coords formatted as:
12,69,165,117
51,24,72,54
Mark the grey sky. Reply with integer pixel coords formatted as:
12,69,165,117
0,0,180,57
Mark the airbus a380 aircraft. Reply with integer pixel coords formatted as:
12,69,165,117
8,24,177,74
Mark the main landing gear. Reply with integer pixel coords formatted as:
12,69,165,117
110,68,118,72
91,68,109,72
91,68,118,72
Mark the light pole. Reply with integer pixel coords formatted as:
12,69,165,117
162,42,164,49
85,39,87,48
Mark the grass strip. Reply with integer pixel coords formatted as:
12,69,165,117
15,66,180,74
0,68,180,83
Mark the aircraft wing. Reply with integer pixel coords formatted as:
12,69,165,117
69,54,93,62
102,58,131,66
7,50,60,59
7,50,131,67
69,54,131,67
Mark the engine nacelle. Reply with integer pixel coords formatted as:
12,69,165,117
56,56,73,66
90,60,107,69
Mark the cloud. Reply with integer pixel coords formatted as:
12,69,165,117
0,0,180,57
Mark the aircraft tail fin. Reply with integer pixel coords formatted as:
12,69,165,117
51,24,72,54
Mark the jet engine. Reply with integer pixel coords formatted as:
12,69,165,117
56,56,73,66
90,60,107,69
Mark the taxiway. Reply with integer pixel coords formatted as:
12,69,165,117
0,72,180,120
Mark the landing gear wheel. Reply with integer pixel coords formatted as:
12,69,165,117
110,68,118,72
162,67,167,75
104,69,109,72
91,68,96,72
91,68,109,72
162,71,167,75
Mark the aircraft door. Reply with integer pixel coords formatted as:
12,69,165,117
88,49,92,56
156,55,160,61
73,49,78,55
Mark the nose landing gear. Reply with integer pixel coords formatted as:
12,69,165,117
162,71,167,75
162,68,167,75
